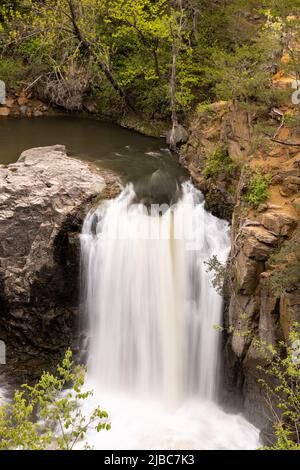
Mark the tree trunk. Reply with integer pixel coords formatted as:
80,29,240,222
169,37,179,151
67,0,138,115
99,59,138,114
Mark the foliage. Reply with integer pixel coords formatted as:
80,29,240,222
255,325,300,450
0,349,110,450
205,254,227,296
0,0,195,117
0,0,293,120
0,57,28,87
203,144,237,180
269,224,300,297
243,168,272,207
211,32,283,113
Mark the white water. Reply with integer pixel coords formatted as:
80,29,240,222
80,181,260,449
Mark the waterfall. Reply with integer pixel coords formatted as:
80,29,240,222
79,180,260,450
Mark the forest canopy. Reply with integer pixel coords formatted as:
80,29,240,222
1,1,300,125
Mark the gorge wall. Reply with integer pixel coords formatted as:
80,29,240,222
0,145,120,383
180,101,300,437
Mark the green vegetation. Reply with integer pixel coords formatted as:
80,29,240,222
244,169,272,207
203,144,237,180
0,349,110,450
255,326,300,450
0,0,296,124
269,224,300,297
205,254,227,295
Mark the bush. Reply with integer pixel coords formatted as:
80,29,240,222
0,349,110,450
205,255,227,295
244,169,272,207
203,144,237,180
0,58,28,88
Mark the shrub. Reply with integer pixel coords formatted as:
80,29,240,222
0,58,28,88
244,169,272,207
203,144,237,180
0,349,110,450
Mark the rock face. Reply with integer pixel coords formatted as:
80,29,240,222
166,124,189,147
0,145,120,381
0,90,49,118
180,100,300,438
228,179,300,434
179,102,250,221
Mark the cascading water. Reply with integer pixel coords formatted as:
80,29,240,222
80,180,260,450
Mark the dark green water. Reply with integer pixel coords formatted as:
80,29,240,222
0,117,187,187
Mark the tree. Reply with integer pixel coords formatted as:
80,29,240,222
0,349,110,450
1,0,136,110
0,0,199,123
1,0,297,128
168,0,188,150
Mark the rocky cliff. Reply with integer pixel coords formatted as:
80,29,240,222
0,145,121,383
181,102,300,439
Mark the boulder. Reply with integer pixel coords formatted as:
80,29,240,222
0,107,10,117
280,291,300,341
239,227,277,261
259,211,298,237
234,251,264,294
166,124,188,147
0,145,121,379
229,295,258,358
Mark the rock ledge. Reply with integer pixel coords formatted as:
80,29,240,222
0,145,121,379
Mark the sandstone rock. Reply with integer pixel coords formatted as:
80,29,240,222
280,291,300,341
33,110,43,117
166,124,189,147
19,105,27,115
257,280,280,348
282,175,300,196
292,197,300,211
0,107,10,117
229,295,258,358
209,100,231,113
17,93,29,106
83,99,98,114
5,98,15,108
260,211,298,236
0,145,121,378
251,227,278,245
181,97,300,435
180,106,249,220
235,251,264,294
